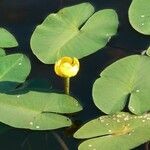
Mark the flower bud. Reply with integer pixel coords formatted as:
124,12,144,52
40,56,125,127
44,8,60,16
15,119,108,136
54,56,79,78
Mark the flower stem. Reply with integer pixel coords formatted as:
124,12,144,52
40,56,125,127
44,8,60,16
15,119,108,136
145,142,149,150
64,77,70,95
52,131,69,150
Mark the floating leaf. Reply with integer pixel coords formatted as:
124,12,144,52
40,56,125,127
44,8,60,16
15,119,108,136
0,48,6,57
0,91,82,130
74,112,150,150
0,28,18,48
31,3,118,64
93,55,150,114
0,54,31,92
129,0,150,35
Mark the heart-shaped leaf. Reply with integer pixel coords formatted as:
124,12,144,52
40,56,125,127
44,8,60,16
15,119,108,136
74,112,150,150
0,28,18,48
0,54,31,92
129,0,150,35
0,91,82,130
31,3,119,64
93,55,150,114
0,48,6,57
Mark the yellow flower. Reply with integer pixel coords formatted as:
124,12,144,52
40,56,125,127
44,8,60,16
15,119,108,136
54,56,80,78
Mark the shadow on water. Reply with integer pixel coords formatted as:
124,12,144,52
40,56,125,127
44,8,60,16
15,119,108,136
0,0,149,149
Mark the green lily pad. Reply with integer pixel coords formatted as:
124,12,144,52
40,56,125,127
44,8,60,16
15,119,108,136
74,112,150,150
0,28,18,48
0,91,82,130
31,3,118,64
129,0,150,35
0,48,6,57
0,54,31,92
93,55,150,114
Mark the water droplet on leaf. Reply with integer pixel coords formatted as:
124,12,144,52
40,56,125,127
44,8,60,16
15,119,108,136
88,144,92,147
117,119,120,122
36,126,40,129
29,122,33,125
141,15,145,18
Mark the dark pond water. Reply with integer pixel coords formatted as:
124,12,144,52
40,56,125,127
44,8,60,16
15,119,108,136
0,0,150,149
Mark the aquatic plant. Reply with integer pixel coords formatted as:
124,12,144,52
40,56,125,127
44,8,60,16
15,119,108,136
0,2,149,150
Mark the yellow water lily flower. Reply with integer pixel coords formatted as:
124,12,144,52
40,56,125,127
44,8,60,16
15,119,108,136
54,56,80,78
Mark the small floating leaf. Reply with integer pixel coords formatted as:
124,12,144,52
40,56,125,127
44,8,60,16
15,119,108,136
93,55,150,114
0,28,18,48
0,92,82,130
0,54,31,92
129,0,150,35
31,3,118,64
74,112,150,150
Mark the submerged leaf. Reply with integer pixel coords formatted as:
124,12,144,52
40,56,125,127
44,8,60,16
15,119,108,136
74,112,150,150
31,3,118,64
0,54,31,92
0,123,10,134
146,46,150,56
93,55,150,114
